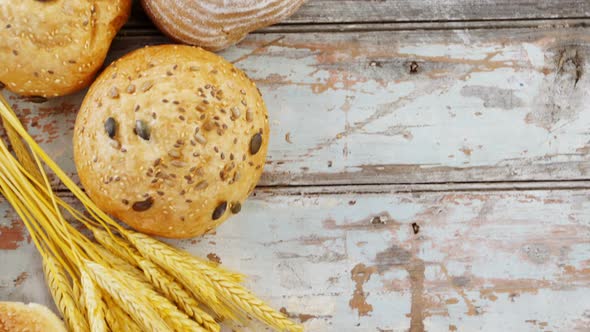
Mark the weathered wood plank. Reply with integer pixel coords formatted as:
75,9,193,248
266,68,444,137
124,0,590,29
1,187,589,331
4,25,590,186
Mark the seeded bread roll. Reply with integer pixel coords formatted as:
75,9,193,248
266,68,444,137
74,45,269,238
141,0,306,51
0,302,67,332
0,1,131,98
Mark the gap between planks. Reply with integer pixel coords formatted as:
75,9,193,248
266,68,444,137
52,180,590,197
118,18,590,36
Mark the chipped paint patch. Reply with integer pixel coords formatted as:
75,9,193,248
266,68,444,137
0,219,25,250
349,263,376,316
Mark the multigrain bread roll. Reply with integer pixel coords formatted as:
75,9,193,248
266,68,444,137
0,302,67,332
0,1,131,98
74,45,269,238
141,0,306,50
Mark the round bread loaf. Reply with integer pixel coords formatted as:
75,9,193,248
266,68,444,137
0,1,131,98
141,0,306,50
0,302,67,332
74,45,269,238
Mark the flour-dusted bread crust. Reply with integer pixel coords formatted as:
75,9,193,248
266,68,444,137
0,302,67,332
141,0,306,50
74,45,269,238
0,1,131,98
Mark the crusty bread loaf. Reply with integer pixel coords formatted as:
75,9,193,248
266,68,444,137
0,1,131,98
0,302,67,332
141,0,306,50
74,45,269,238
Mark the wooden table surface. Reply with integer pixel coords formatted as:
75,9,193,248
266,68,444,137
2,1,590,331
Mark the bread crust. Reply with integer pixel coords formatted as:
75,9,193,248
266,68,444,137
0,0,131,98
74,45,269,238
0,302,67,332
141,0,306,50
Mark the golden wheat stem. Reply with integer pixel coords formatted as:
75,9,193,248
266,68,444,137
84,260,173,332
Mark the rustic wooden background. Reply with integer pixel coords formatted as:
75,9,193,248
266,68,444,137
2,1,590,331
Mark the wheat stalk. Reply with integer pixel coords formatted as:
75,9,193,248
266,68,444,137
81,270,108,332
138,258,220,332
42,256,90,332
103,295,143,332
85,260,173,332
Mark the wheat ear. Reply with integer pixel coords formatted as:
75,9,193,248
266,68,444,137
126,232,228,314
138,259,220,332
87,259,205,332
81,270,108,332
84,260,173,332
95,230,219,331
92,245,148,283
103,295,143,332
93,229,138,265
127,232,302,331
42,256,90,332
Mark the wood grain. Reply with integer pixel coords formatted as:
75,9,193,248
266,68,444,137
1,186,589,331
4,24,590,187
124,0,590,29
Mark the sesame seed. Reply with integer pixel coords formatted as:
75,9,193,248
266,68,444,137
141,81,153,92
194,133,207,144
109,87,120,99
231,107,241,119
127,84,136,93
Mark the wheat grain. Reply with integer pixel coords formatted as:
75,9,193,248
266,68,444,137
103,295,143,332
72,281,86,317
85,260,173,332
138,259,220,332
81,270,108,332
43,256,90,332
